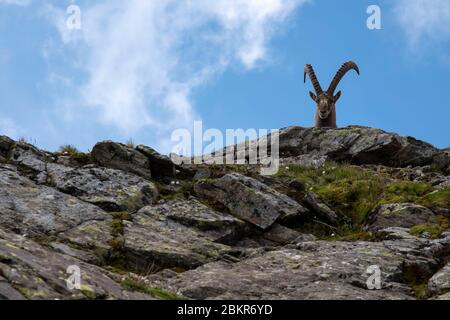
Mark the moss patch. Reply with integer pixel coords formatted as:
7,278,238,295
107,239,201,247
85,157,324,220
156,180,195,202
106,212,131,270
409,214,449,239
121,278,181,300
409,224,442,239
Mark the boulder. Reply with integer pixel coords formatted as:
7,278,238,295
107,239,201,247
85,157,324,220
428,263,450,296
365,203,437,231
92,141,151,180
194,173,309,230
136,145,176,179
0,165,109,237
49,165,158,212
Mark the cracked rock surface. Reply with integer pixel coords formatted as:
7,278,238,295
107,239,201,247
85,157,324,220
0,127,449,300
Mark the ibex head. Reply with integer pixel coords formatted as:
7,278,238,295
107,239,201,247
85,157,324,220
304,61,360,128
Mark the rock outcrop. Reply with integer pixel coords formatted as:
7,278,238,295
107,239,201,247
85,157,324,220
0,127,449,300
92,141,152,180
194,173,309,229
276,126,450,171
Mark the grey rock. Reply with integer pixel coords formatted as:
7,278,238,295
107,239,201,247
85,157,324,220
379,228,450,284
428,263,450,295
152,241,412,300
49,165,158,212
49,242,103,265
9,142,54,183
136,145,176,178
303,192,339,225
123,199,247,272
193,168,212,181
0,276,26,300
280,153,328,168
262,223,302,245
59,220,113,253
141,198,248,243
0,136,15,160
92,141,152,180
194,173,308,230
435,292,450,300
275,126,449,170
0,166,109,236
365,203,437,231
0,227,152,300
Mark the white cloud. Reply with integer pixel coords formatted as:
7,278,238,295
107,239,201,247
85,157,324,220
395,0,450,45
46,0,308,137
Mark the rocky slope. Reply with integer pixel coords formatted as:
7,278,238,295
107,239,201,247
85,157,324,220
0,126,449,300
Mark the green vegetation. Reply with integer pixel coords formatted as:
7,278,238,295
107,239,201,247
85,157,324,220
409,224,442,239
121,278,181,300
106,212,131,270
409,215,450,239
275,162,450,225
58,145,94,166
411,284,429,300
420,188,450,208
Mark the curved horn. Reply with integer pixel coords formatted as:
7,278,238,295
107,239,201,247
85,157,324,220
327,61,360,95
304,64,323,95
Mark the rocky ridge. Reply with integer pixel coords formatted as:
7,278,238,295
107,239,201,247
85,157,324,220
0,126,449,300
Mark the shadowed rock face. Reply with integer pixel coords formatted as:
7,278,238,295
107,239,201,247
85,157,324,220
135,145,176,179
92,141,152,180
0,127,449,300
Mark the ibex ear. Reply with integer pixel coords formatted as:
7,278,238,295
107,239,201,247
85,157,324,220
309,91,317,101
334,91,342,102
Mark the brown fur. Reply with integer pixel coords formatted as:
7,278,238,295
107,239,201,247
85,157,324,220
304,62,359,128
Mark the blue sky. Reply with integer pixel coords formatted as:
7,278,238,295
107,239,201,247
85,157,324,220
0,0,449,154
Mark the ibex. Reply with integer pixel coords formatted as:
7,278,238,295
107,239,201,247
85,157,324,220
304,61,360,128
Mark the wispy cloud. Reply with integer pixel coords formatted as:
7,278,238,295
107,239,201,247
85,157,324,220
395,0,450,46
45,0,308,138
